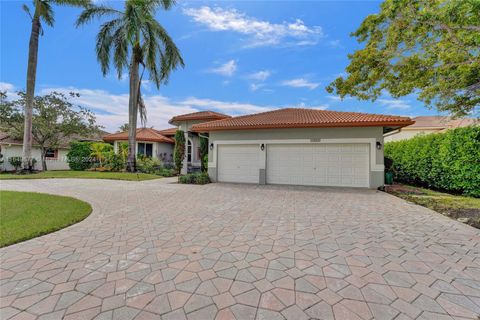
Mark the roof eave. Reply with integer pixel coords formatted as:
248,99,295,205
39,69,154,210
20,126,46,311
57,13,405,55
191,121,416,132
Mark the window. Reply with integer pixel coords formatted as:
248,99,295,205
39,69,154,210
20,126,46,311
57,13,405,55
187,139,192,162
45,149,57,159
137,143,153,157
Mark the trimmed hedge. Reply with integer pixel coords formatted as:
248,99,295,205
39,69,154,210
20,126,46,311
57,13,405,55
67,142,94,171
385,126,480,197
178,172,210,185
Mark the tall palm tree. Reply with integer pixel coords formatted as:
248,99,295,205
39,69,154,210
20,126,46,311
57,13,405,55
76,0,184,172
21,0,89,171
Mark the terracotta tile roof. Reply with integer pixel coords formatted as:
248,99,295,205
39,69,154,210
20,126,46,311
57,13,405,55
103,128,174,143
191,108,415,132
157,127,177,136
169,111,231,124
406,116,478,129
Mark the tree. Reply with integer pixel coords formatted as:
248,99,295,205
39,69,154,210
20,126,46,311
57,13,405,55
90,142,112,167
174,130,185,174
21,0,89,171
0,91,100,171
326,0,480,117
118,123,129,132
76,0,184,172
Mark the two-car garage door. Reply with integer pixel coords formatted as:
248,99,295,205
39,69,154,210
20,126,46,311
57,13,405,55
217,143,370,188
266,144,369,187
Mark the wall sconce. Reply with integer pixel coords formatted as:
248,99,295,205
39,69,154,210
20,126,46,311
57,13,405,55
260,143,265,151
209,143,214,150
376,141,382,150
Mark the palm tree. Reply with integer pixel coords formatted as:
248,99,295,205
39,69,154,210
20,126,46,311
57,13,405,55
21,0,89,171
76,0,184,172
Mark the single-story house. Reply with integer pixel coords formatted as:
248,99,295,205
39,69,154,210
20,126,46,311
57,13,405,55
103,128,175,164
0,131,107,171
187,108,414,189
384,116,477,142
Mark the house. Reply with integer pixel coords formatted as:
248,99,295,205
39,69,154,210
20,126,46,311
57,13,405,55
103,128,176,164
384,116,477,142
0,131,107,171
187,108,414,189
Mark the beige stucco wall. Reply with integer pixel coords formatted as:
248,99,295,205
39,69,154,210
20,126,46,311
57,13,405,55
384,128,441,142
207,127,385,188
1,144,70,171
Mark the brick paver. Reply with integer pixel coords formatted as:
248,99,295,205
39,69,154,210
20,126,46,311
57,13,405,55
1,179,479,319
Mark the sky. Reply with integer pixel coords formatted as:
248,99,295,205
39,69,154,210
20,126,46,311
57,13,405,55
0,0,442,132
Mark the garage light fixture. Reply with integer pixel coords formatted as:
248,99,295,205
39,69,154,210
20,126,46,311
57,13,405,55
376,141,382,150
209,143,214,150
260,144,265,151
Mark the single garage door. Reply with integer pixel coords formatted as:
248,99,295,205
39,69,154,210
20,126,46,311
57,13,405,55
267,143,370,187
217,144,260,183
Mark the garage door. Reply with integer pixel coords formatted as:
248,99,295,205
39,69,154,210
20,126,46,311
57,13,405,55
266,143,369,187
217,144,260,183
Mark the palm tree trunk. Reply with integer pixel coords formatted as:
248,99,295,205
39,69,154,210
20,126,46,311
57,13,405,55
22,15,41,171
126,56,140,172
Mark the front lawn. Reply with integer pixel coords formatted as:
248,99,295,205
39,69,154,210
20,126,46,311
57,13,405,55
386,184,480,228
0,191,92,247
0,170,161,181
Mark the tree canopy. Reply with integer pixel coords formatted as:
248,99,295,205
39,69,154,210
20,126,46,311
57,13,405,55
0,91,100,170
327,0,480,117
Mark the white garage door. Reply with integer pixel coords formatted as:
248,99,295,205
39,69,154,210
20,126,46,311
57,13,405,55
267,143,370,187
217,144,260,183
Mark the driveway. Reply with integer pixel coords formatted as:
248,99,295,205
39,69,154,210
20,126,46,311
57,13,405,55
1,179,479,320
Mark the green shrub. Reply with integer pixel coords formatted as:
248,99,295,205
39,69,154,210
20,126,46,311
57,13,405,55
8,157,22,171
385,126,480,197
105,152,125,172
155,168,176,177
137,155,161,174
67,142,94,171
174,130,185,174
178,172,210,185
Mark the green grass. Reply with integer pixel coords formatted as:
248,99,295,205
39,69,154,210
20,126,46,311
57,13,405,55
0,170,161,181
386,184,480,228
0,191,92,247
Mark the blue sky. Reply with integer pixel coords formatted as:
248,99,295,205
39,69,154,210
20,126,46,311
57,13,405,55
1,0,440,132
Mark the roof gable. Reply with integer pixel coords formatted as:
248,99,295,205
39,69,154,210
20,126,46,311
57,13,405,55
169,111,231,124
103,128,174,143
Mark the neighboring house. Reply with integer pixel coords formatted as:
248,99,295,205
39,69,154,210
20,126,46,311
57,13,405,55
103,128,175,164
384,116,477,142
0,131,107,171
187,108,413,189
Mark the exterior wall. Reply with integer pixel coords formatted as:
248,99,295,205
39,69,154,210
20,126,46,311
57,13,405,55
207,127,385,189
1,144,70,171
113,140,173,164
384,128,440,142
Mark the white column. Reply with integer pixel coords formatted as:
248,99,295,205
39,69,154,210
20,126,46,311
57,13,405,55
181,131,188,174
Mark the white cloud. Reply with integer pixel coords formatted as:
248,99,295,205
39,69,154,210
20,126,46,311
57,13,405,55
208,60,237,77
378,98,411,110
281,78,319,90
327,95,354,101
183,6,323,48
293,102,328,110
249,83,264,92
247,70,271,82
0,82,16,93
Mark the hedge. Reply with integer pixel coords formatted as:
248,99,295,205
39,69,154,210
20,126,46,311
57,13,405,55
67,142,94,171
384,126,480,197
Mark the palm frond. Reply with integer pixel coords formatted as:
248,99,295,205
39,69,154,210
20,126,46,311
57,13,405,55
75,5,121,27
112,25,129,79
138,91,147,127
95,18,122,76
38,1,55,27
53,0,90,8
22,4,33,20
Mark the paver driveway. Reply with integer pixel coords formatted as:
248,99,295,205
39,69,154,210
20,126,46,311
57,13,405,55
1,179,479,320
